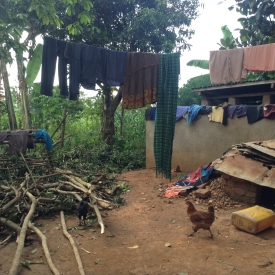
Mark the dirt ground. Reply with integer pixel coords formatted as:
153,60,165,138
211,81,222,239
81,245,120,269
1,169,275,275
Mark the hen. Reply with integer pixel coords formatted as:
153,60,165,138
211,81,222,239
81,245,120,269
76,197,90,225
186,200,215,238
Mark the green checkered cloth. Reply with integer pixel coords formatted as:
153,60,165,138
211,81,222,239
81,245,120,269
154,52,180,180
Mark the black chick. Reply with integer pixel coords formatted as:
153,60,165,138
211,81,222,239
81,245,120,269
76,197,90,225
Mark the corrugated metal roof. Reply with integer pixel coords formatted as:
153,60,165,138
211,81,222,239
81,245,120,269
189,74,275,91
212,141,275,188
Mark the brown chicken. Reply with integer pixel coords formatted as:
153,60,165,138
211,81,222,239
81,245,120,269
186,200,215,238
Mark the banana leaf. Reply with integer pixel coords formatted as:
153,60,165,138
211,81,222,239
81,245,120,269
26,43,43,87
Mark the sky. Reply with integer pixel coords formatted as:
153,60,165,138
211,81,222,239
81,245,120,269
179,0,242,86
6,0,242,92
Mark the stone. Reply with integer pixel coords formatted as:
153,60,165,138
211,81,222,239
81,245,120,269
194,189,211,199
197,181,211,189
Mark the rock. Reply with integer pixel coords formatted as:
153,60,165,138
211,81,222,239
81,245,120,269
197,181,210,189
194,189,211,199
178,189,189,197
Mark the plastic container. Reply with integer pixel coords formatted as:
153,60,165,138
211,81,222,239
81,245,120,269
231,205,275,234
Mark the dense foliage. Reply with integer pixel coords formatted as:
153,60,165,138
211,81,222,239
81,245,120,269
178,75,203,106
0,87,146,176
231,0,275,46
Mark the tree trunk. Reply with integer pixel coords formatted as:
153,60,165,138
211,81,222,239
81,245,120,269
100,85,123,146
60,107,67,149
16,52,32,129
0,59,18,130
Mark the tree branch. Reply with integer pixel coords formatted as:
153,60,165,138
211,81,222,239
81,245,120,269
60,211,85,275
28,222,60,275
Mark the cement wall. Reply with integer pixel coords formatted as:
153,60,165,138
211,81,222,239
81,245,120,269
146,115,275,173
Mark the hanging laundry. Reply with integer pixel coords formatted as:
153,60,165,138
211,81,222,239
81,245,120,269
209,48,247,84
64,42,86,100
145,107,156,121
234,104,247,118
244,43,275,72
97,49,127,86
123,52,160,109
263,104,275,118
154,52,180,180
209,106,224,123
8,130,29,154
246,105,264,124
199,105,212,115
176,106,189,120
227,105,238,118
222,104,229,125
80,45,101,90
35,129,53,150
40,36,68,97
187,104,204,123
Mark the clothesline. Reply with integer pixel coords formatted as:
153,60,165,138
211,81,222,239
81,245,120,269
40,36,162,110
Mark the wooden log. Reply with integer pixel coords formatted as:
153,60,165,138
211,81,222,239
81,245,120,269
0,186,20,215
60,211,85,275
9,191,37,275
0,217,21,234
28,222,60,275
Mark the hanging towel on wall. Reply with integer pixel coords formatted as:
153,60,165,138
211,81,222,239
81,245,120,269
154,52,180,180
176,106,189,120
199,105,212,115
40,37,68,97
187,104,203,123
244,44,275,72
97,49,127,86
263,104,275,118
235,104,247,118
209,48,247,84
227,105,238,118
123,52,160,109
209,107,224,123
246,105,264,124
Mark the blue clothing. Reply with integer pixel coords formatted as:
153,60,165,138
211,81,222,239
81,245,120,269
40,37,68,97
235,104,247,118
64,42,85,100
35,129,53,150
199,105,212,115
187,104,204,123
176,106,189,120
80,45,101,90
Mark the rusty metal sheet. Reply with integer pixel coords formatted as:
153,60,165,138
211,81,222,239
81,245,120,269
243,142,275,158
260,140,275,149
213,154,275,188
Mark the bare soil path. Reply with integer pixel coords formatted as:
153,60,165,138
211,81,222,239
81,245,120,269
1,169,275,275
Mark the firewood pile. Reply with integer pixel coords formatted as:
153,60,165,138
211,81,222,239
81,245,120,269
186,177,240,210
0,167,123,275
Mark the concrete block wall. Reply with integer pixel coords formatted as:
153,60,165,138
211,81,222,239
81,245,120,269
221,174,262,204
